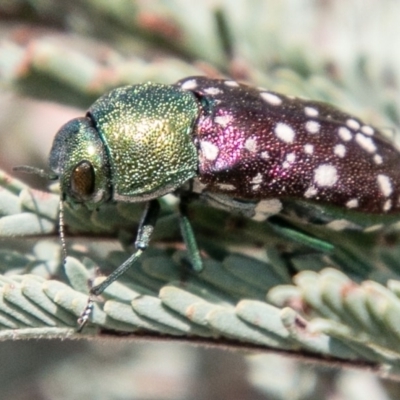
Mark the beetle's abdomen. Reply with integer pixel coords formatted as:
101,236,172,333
176,76,400,215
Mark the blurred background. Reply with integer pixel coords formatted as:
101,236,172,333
1,0,400,399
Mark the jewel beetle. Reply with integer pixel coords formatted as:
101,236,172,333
17,75,400,329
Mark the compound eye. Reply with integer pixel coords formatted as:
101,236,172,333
70,160,95,199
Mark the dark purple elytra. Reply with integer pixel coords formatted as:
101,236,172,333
176,76,400,216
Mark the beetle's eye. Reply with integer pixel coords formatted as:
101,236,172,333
70,160,95,199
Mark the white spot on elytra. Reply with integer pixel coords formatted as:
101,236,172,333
346,199,359,209
334,144,346,158
245,137,257,153
304,106,319,117
251,172,263,185
260,151,270,160
204,87,222,95
346,118,361,130
304,186,318,198
260,92,282,106
224,80,239,87
180,79,197,90
338,127,353,141
377,174,392,197
286,153,296,163
304,144,314,154
356,133,376,153
374,154,383,165
275,122,295,143
217,183,236,191
215,115,232,127
253,199,282,221
361,125,374,136
200,141,219,161
305,120,320,134
314,164,338,187
383,199,392,212
283,152,296,168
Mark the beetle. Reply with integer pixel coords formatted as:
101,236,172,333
16,76,400,329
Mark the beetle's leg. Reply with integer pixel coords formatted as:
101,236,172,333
77,199,160,330
178,196,203,272
91,199,160,294
268,216,335,253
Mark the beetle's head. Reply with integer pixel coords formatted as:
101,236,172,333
49,117,111,208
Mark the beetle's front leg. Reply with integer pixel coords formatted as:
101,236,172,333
77,199,160,330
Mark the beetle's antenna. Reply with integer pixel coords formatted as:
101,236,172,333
13,165,58,180
14,165,66,258
58,194,93,333
59,199,68,263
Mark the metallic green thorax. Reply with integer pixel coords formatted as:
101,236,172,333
89,83,199,202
